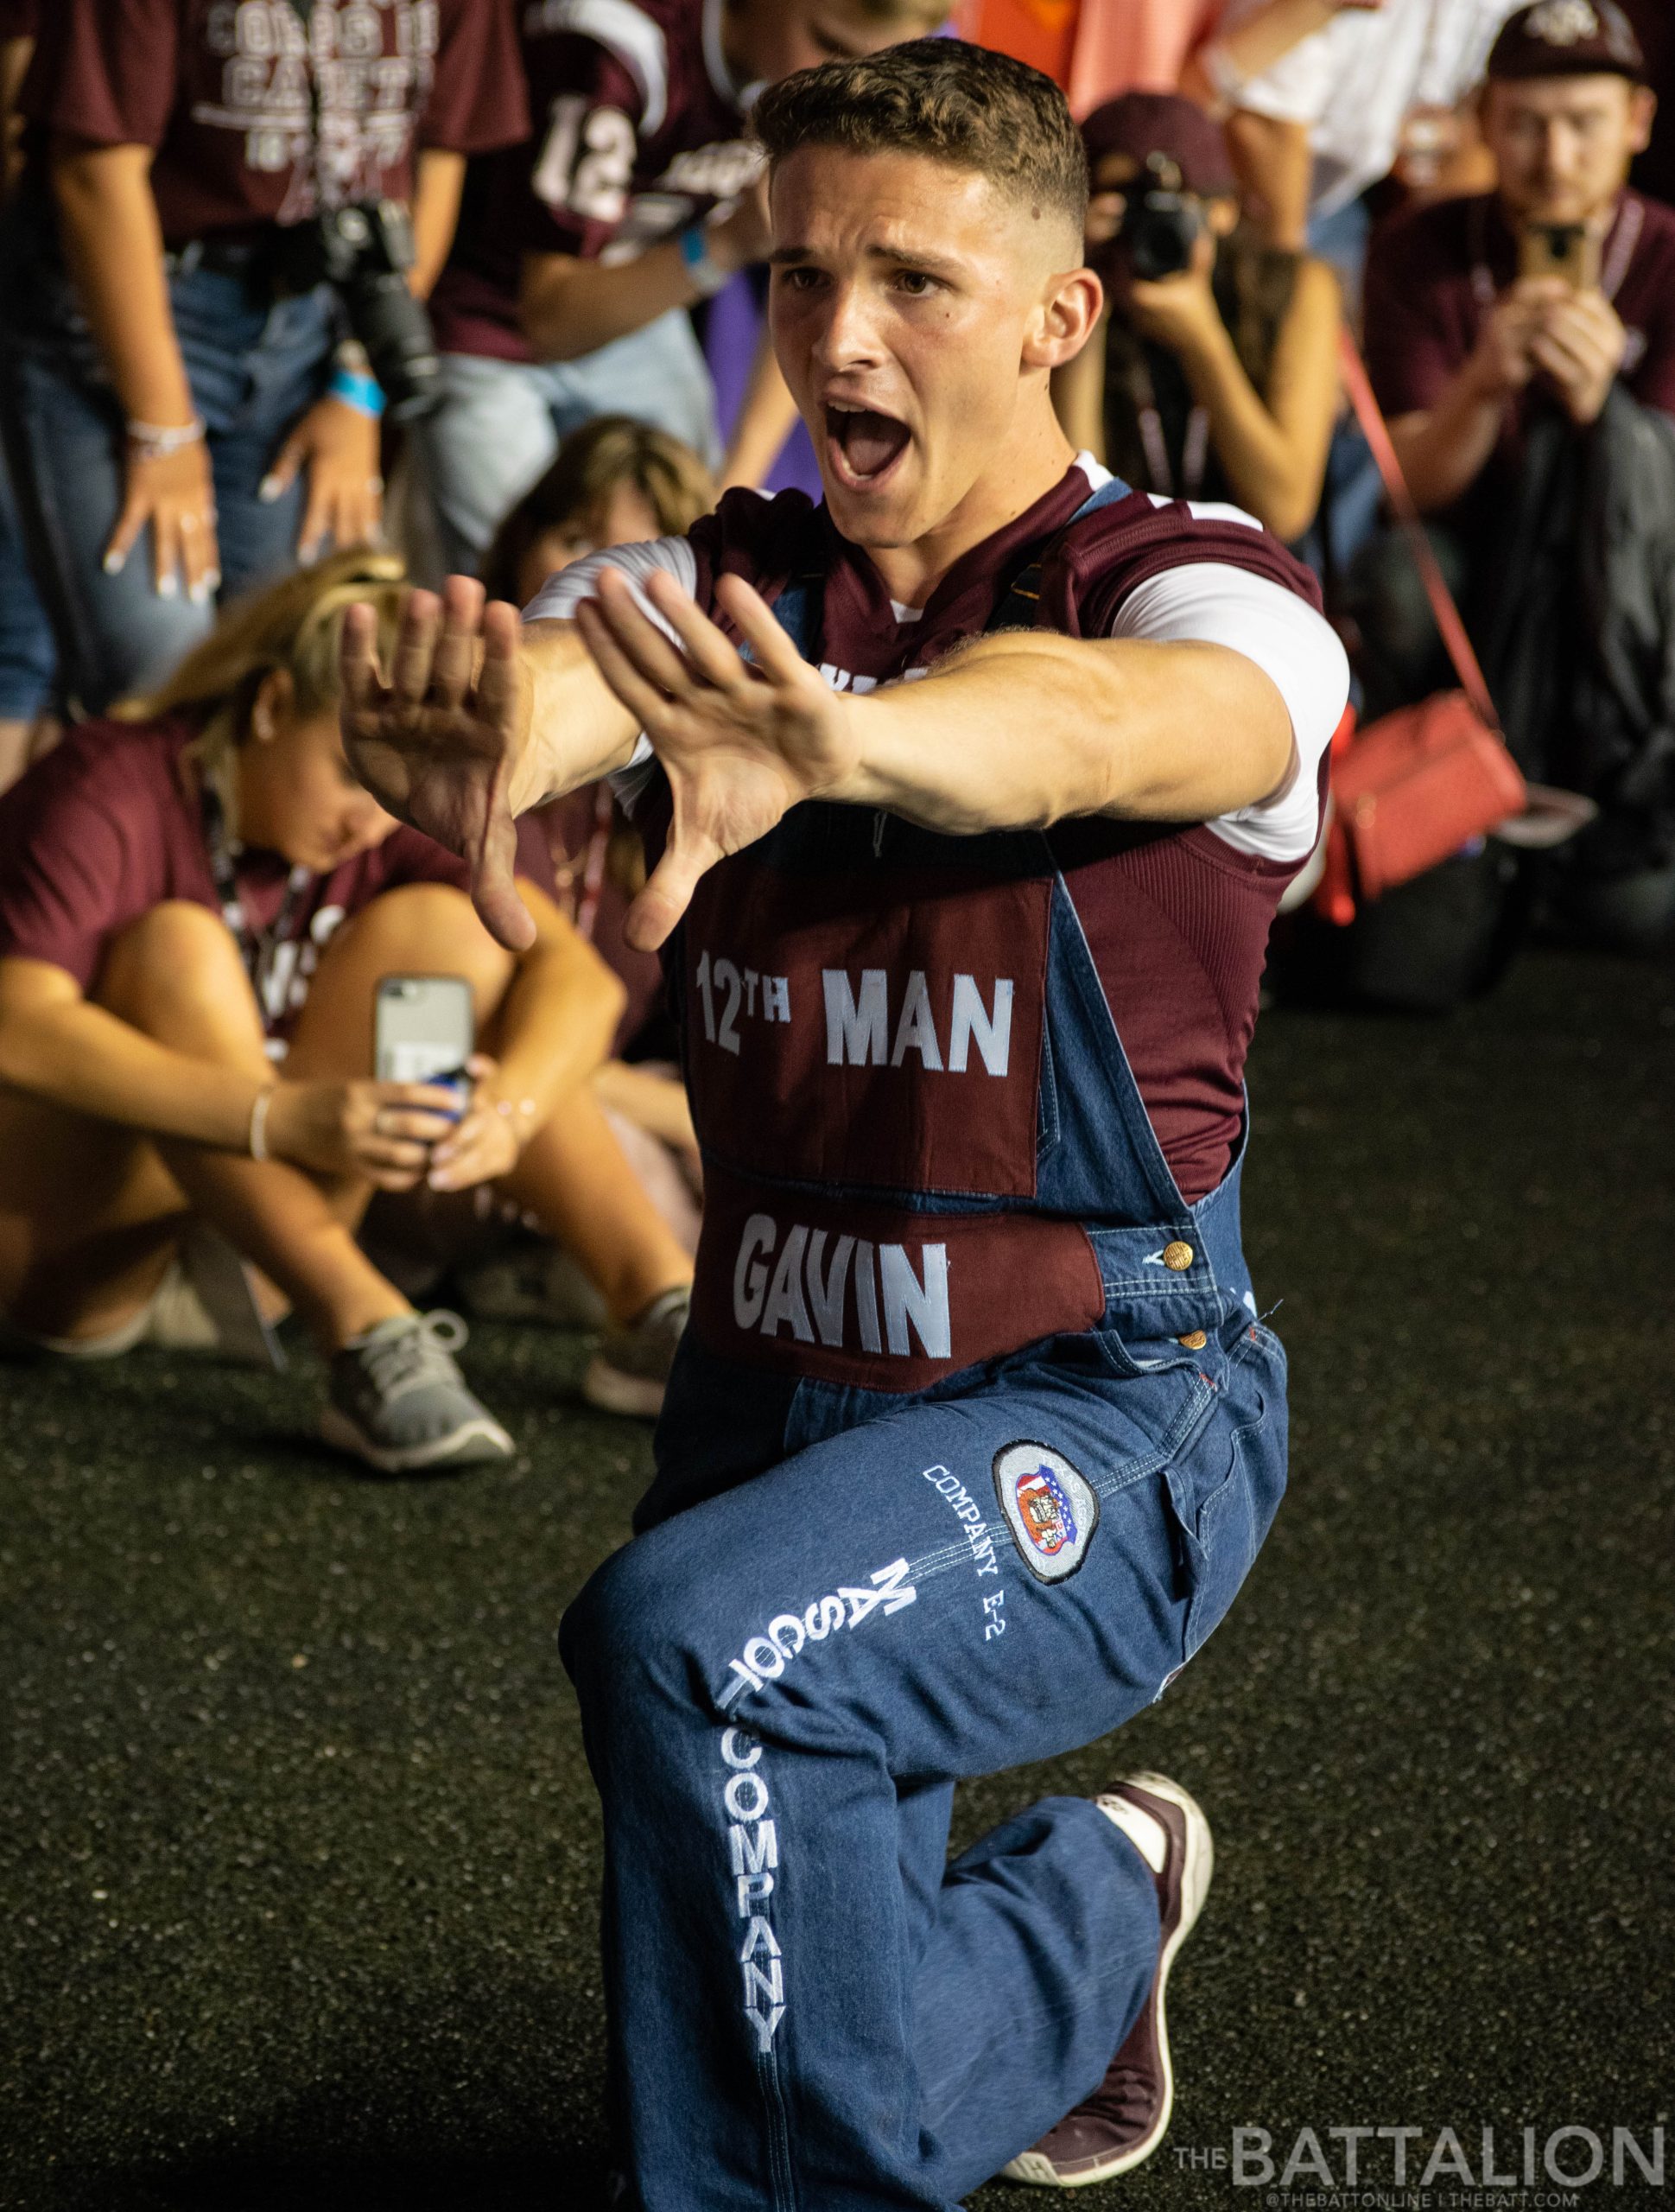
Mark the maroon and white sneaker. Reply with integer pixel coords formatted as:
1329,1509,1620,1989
1001,1773,1214,2189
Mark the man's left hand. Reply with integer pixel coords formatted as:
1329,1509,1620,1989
575,566,862,950
1529,289,1627,426
426,1055,527,1192
262,396,384,559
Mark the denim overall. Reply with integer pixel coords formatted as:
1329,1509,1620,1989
560,483,1291,2212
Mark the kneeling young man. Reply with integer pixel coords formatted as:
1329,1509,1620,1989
342,41,1348,2206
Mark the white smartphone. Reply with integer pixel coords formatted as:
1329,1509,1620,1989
374,974,474,1097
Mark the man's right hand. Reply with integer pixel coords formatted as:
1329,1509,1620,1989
339,576,538,951
1467,278,1565,402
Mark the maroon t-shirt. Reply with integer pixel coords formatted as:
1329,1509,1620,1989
534,784,667,1055
22,0,527,241
656,470,1324,1205
430,0,758,363
0,716,549,1039
1364,188,1675,532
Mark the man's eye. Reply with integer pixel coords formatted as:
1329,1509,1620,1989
779,266,824,291
897,270,936,296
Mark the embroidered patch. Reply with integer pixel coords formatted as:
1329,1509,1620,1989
1525,0,1601,46
993,1442,1099,1582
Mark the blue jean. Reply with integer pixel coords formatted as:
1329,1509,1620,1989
410,312,721,578
0,222,335,714
0,443,54,721
560,1313,1286,2209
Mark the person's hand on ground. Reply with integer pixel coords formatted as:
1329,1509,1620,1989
339,578,537,952
264,1076,465,1190
574,565,863,950
105,433,219,604
260,397,384,559
426,1054,527,1192
1528,288,1627,425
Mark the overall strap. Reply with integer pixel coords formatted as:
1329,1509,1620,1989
765,474,1137,667
989,474,1134,633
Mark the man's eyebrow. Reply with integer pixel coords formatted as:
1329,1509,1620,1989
767,242,968,277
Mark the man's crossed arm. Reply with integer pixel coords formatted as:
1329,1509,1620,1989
339,569,1297,955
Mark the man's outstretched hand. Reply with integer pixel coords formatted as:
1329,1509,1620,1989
577,564,862,950
340,576,537,951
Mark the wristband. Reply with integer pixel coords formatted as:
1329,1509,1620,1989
126,416,206,456
327,368,385,419
248,1085,276,1162
678,220,731,299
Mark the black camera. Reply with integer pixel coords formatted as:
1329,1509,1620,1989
280,200,441,423
1119,154,1204,283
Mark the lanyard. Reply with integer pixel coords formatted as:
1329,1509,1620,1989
551,782,615,942
200,780,314,1025
1130,350,1210,501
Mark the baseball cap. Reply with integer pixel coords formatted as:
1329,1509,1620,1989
1486,0,1648,87
1081,92,1237,199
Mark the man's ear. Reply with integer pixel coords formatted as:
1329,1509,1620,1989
1025,264,1105,372
1628,85,1657,159
249,667,294,745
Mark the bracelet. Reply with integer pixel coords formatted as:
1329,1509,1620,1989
248,1085,276,1162
126,416,206,456
678,220,731,299
327,368,385,419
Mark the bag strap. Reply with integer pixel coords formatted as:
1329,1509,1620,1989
1337,327,1501,732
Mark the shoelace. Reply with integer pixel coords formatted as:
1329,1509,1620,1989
356,1310,470,1402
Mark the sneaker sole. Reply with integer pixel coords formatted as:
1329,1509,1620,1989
1002,1771,1214,2190
319,1404,515,1474
580,1356,667,1421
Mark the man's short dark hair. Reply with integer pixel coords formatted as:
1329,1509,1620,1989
752,39,1089,240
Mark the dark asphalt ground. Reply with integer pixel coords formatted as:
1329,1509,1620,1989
3,944,1672,2212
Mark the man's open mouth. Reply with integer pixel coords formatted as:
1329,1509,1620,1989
825,402,910,490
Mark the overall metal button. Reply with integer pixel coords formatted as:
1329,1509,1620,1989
1177,1329,1208,1351
1162,1240,1195,1272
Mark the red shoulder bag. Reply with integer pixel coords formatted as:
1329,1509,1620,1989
1317,334,1528,924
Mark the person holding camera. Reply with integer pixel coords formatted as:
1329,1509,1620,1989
416,0,947,577
1053,93,1340,544
1355,0,1675,961
0,0,525,716
0,551,696,1465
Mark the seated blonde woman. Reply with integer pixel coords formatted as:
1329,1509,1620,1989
0,552,694,1470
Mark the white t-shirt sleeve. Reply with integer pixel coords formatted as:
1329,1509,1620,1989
1217,0,1342,124
520,535,699,791
521,533,697,628
1108,550,1349,865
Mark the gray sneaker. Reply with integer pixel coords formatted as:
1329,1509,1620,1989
581,1286,690,1419
320,1311,514,1474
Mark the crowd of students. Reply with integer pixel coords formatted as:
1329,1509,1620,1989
0,0,1670,1461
